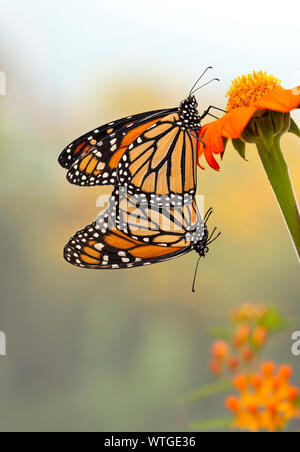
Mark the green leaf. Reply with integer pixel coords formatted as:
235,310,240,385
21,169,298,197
289,118,300,138
191,416,233,432
258,307,287,333
209,327,233,341
232,138,246,159
177,379,232,405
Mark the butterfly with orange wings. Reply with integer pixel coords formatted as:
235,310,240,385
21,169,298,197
64,187,220,291
58,67,222,206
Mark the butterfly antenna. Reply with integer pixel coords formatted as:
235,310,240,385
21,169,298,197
192,78,220,96
189,66,213,97
204,207,213,224
207,229,222,246
192,256,201,293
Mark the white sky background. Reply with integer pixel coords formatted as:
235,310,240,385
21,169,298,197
0,0,299,113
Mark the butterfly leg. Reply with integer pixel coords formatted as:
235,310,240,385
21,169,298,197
188,131,206,148
200,105,228,120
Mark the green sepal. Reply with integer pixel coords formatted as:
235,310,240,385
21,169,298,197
257,114,276,150
232,138,246,160
289,118,300,138
220,138,228,160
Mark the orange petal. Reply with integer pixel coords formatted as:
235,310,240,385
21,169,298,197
254,86,300,112
197,120,226,170
197,107,256,170
203,146,221,170
222,107,257,139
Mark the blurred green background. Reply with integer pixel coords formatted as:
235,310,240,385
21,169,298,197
0,0,299,432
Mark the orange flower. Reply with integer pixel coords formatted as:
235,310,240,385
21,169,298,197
209,359,222,376
211,340,229,360
232,324,251,348
252,326,268,348
225,363,300,432
198,71,300,170
231,302,268,323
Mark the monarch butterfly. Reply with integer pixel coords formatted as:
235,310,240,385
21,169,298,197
59,68,221,205
63,187,220,291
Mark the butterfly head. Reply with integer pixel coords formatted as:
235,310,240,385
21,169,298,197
194,209,221,258
179,95,201,131
194,226,210,258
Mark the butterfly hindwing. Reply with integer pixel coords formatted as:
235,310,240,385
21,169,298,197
63,187,207,269
64,221,190,269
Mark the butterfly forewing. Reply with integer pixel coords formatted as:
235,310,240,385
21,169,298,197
60,109,175,187
59,108,171,169
59,99,200,204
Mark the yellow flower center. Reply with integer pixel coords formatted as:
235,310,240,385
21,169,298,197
226,71,282,110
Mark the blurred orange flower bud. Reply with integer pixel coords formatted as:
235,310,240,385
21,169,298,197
242,346,254,362
272,376,282,391
278,364,293,381
234,374,248,391
251,374,263,391
228,356,239,371
225,396,241,412
266,399,278,414
252,326,268,348
209,359,222,376
233,324,251,348
261,361,276,378
287,386,299,401
211,340,229,360
245,401,259,414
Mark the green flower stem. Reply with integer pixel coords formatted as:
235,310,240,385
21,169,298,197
257,135,300,262
177,378,232,405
